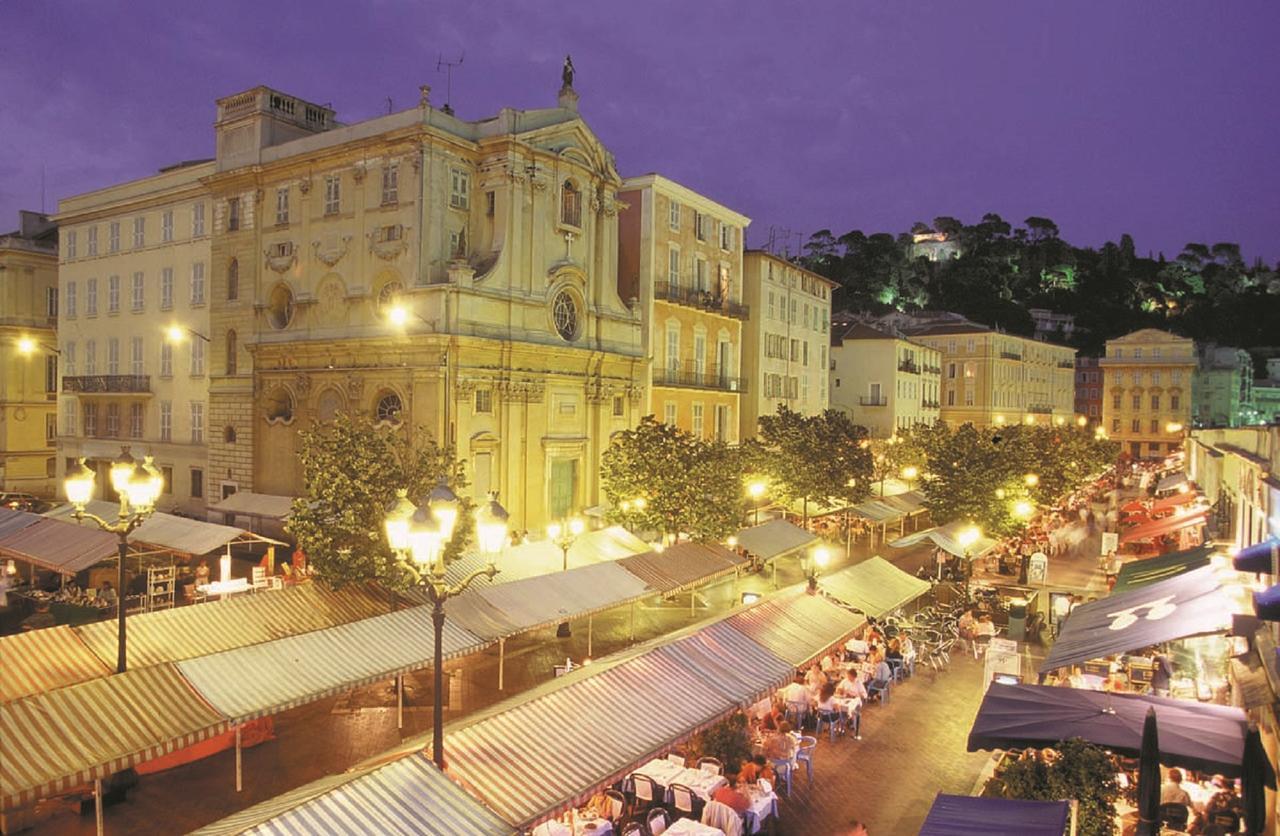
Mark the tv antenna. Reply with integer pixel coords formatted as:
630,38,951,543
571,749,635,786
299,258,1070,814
437,52,465,115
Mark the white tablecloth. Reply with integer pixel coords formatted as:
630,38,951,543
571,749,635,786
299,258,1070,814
633,758,727,801
743,786,778,833
665,820,724,836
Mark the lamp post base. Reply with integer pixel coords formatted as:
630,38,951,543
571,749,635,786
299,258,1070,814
556,621,571,638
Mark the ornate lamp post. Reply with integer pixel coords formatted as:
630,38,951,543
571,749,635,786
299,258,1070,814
384,481,508,770
803,544,831,592
747,480,767,526
548,516,585,637
63,449,163,673
957,524,982,602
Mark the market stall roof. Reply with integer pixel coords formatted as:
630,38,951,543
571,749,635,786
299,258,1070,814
1040,566,1236,672
0,663,227,809
176,605,489,723
880,490,927,516
1119,510,1207,544
732,519,816,561
819,557,931,618
74,580,391,670
848,498,904,524
722,588,865,667
192,752,515,836
1156,472,1189,493
1112,546,1215,594
649,620,796,707
0,507,41,539
889,521,998,559
457,561,653,637
1256,583,1280,622
1234,539,1278,574
968,683,1249,776
205,491,297,522
919,794,1071,836
0,515,120,574
615,542,744,593
1152,490,1199,511
426,525,649,590
46,500,285,555
0,626,110,704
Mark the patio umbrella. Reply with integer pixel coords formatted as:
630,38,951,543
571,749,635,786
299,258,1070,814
1135,707,1160,836
1242,727,1276,835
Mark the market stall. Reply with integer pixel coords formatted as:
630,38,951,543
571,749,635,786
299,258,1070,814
732,519,817,565
890,521,998,559
0,626,109,703
818,556,930,618
434,524,650,590
1118,508,1207,554
919,793,1072,836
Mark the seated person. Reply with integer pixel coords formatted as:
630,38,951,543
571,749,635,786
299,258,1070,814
759,698,785,731
835,669,868,703
871,656,892,685
762,722,797,762
780,673,809,707
96,580,118,605
885,639,904,663
816,681,840,714
739,755,774,785
1160,768,1192,806
804,663,826,694
957,608,977,638
844,636,869,659
820,651,842,673
711,765,751,814
973,614,997,638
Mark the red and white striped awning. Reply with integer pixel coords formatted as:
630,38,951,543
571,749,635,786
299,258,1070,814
0,626,109,704
723,589,865,667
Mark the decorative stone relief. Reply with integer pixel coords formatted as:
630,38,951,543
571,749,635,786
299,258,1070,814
368,227,410,261
498,378,546,404
298,177,312,195
352,163,367,183
264,242,298,274
344,375,365,402
294,372,312,395
313,235,352,267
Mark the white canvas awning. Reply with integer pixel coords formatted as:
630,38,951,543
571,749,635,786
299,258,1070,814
732,519,817,561
819,557,931,617
890,521,998,559
46,501,284,555
206,491,297,522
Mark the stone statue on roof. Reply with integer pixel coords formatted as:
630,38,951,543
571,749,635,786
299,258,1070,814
562,55,575,89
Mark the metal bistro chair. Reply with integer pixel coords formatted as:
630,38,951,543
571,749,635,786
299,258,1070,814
796,736,818,787
620,822,646,836
666,752,686,767
886,658,906,683
696,756,723,776
669,782,700,821
627,773,659,817
815,707,845,742
768,758,794,796
646,806,672,835
603,788,627,822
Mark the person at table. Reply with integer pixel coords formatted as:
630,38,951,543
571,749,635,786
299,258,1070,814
194,559,211,586
97,580,117,606
871,654,892,686
763,721,797,762
885,639,903,664
711,764,751,815
958,608,977,638
805,663,826,694
973,614,996,639
820,650,842,673
836,668,868,703
759,697,785,731
1161,768,1192,806
780,673,809,706
739,755,774,785
1150,649,1174,697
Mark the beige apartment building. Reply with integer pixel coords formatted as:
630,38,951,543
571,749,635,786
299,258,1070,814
740,251,835,437
617,175,748,443
829,321,941,437
200,83,645,531
905,321,1076,427
1101,328,1195,459
0,212,59,496
54,164,214,514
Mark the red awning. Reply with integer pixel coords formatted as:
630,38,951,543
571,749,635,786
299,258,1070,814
1152,491,1198,512
1122,500,1149,514
1120,511,1207,544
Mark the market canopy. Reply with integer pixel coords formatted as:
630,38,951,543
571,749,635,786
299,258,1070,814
881,490,927,516
47,500,284,555
1152,490,1199,512
0,514,120,574
206,491,297,522
1235,539,1278,574
848,497,904,524
819,557,931,618
433,525,650,590
0,507,40,539
919,794,1071,836
968,683,1249,776
732,519,816,561
890,521,997,559
0,664,227,809
649,620,796,707
1040,566,1236,672
615,542,744,593
723,588,864,667
1156,472,1189,493
1119,510,1207,544
1112,546,1214,594
0,626,109,704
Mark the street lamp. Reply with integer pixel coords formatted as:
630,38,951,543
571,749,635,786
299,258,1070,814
956,524,982,601
164,324,211,343
548,516,585,637
1012,500,1035,521
1165,422,1184,434
1024,473,1039,488
901,465,919,488
63,449,162,673
384,486,508,769
747,479,767,525
804,545,831,592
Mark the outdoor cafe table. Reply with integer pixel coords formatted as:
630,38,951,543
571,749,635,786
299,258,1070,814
632,758,727,801
742,784,779,833
665,820,724,836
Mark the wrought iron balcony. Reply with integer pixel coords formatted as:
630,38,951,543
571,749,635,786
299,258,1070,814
62,375,151,394
1027,404,1054,414
923,365,942,375
923,400,940,409
897,360,920,374
654,281,749,320
859,396,888,406
999,351,1024,361
654,362,746,394
1057,360,1075,369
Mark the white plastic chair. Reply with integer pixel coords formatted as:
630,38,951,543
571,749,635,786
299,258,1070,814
251,566,268,592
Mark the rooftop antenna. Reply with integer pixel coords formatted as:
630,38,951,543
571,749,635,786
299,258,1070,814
437,52,465,115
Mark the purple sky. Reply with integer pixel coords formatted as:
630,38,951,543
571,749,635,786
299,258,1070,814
4,1,1278,262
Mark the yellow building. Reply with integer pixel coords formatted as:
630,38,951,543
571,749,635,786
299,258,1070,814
740,251,835,437
829,321,941,437
906,321,1076,427
54,163,214,514
617,175,748,442
1101,328,1195,459
204,83,645,531
1,212,59,496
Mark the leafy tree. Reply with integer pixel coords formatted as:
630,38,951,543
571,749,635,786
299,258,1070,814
601,416,746,542
988,738,1120,836
755,406,872,522
286,413,473,598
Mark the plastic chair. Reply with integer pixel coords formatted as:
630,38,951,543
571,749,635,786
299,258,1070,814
646,806,671,835
768,758,793,796
604,788,626,822
973,633,992,659
785,699,809,728
701,800,744,836
696,756,722,775
886,659,905,683
815,708,845,742
866,677,891,705
670,782,699,820
796,736,818,786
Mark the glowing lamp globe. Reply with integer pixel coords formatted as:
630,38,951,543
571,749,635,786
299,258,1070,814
64,458,96,507
110,450,136,496
569,517,585,537
475,492,510,558
384,489,417,552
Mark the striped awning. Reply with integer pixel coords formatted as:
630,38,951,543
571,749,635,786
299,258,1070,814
47,500,283,555
819,557,931,618
74,581,391,670
463,562,652,637
723,590,865,667
176,605,489,722
732,519,817,561
849,498,904,523
445,650,736,827
1119,510,1207,544
649,621,794,707
0,626,110,704
193,753,515,836
616,542,744,593
0,516,120,574
0,664,226,808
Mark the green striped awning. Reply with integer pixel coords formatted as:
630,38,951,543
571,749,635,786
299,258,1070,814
819,557,931,618
0,626,110,703
723,589,865,667
1113,546,1214,594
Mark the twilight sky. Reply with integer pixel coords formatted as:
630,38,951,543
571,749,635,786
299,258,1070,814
3,1,1278,261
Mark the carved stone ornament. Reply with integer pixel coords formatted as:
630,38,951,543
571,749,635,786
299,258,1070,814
312,236,352,267
626,383,644,404
264,242,298,274
498,378,546,404
344,375,365,402
294,372,312,395
368,228,410,261
297,177,312,195
530,176,548,192
352,163,367,183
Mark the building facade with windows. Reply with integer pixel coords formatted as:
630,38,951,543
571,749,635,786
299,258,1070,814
1100,328,1195,459
1193,344,1253,429
54,165,214,513
0,211,59,496
617,175,747,443
739,251,835,437
202,85,645,531
1074,356,1103,426
904,321,1076,427
828,321,940,437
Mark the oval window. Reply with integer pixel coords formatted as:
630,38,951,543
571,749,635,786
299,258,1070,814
267,284,295,330
552,290,579,342
375,391,403,424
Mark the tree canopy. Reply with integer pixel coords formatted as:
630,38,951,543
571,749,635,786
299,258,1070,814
753,406,873,521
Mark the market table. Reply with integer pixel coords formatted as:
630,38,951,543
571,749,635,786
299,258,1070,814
665,820,724,836
743,784,778,833
632,758,727,802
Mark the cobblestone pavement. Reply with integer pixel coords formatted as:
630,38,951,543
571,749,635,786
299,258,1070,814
18,533,962,836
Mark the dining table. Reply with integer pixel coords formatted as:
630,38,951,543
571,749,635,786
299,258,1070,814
664,819,724,836
742,783,779,833
632,758,727,802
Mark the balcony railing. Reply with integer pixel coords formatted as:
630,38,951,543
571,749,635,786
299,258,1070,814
654,362,746,394
62,375,151,394
654,281,749,320
1000,351,1023,361
923,365,942,375
897,360,920,374
1057,360,1075,369
1027,404,1053,414
923,400,940,409
859,396,888,406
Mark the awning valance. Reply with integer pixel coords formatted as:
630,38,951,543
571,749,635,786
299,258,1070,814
0,626,110,704
1112,546,1214,594
47,500,285,554
732,519,816,561
968,683,1249,776
920,794,1071,836
1119,510,1207,544
1040,566,1235,672
819,556,931,618
1235,539,1278,574
890,521,997,559
616,542,744,593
